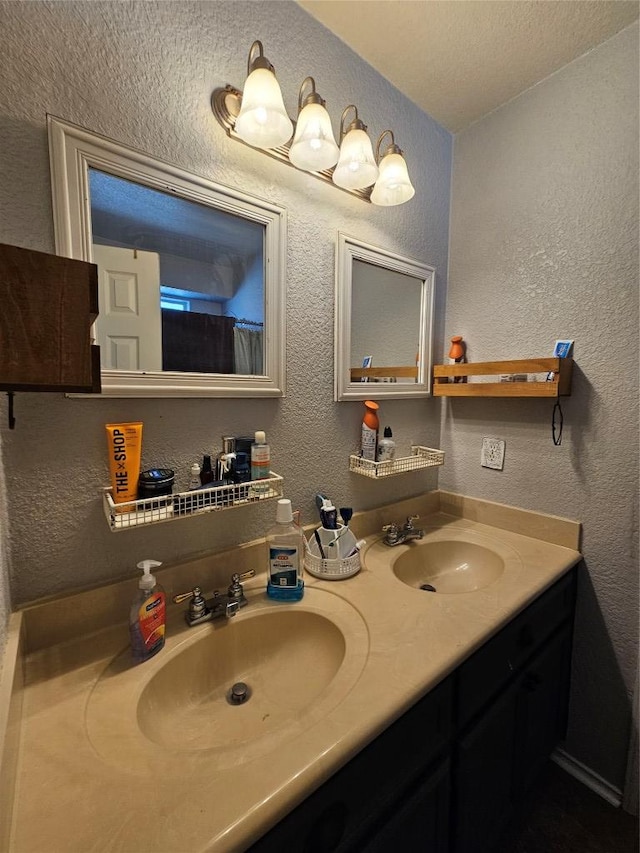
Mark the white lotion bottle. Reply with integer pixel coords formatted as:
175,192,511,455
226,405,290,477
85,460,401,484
377,426,396,461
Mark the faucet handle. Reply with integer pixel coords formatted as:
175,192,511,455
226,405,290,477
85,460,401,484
382,522,400,544
227,570,256,600
173,586,204,604
405,515,419,529
172,587,209,621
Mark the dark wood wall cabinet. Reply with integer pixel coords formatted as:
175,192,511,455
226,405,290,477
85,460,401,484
0,242,100,394
250,568,577,853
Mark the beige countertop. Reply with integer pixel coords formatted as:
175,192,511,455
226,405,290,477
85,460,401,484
6,493,581,852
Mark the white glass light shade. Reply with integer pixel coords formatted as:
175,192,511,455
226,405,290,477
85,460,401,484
235,68,293,149
332,128,379,190
370,152,415,206
289,102,339,172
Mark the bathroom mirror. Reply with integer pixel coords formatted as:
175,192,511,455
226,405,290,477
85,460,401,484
48,117,286,397
334,233,435,400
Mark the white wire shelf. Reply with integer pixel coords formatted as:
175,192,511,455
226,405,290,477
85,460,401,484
349,446,444,479
103,472,284,531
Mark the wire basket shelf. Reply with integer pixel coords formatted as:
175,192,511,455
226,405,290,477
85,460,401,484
349,446,445,479
103,472,284,531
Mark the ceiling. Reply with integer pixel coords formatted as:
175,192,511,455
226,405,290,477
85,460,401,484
298,1,639,132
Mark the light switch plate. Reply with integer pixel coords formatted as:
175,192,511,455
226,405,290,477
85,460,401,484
481,437,505,470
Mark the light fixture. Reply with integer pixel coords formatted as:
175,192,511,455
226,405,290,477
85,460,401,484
234,40,293,150
211,40,416,206
332,106,379,191
288,77,339,173
370,130,415,207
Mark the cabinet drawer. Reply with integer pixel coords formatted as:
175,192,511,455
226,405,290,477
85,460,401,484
457,568,576,729
249,675,453,852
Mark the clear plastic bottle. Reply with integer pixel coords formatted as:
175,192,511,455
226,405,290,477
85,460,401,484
129,559,166,664
250,430,271,495
251,430,270,481
266,499,305,601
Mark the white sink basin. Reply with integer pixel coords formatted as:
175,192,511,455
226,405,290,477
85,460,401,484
86,589,369,774
139,609,348,752
393,540,505,593
363,526,522,595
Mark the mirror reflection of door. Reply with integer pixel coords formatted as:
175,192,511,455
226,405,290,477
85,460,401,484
92,245,162,370
89,169,266,375
350,259,422,383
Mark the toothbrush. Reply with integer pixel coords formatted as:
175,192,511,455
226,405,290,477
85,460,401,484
313,529,327,559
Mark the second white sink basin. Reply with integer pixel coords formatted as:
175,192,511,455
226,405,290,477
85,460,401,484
393,540,505,593
363,525,523,596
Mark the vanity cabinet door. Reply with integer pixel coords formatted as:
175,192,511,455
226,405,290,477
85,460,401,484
457,570,576,730
513,623,573,799
358,758,450,853
248,676,453,853
452,680,519,853
453,621,574,853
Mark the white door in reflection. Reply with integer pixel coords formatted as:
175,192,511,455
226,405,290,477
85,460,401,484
93,245,162,371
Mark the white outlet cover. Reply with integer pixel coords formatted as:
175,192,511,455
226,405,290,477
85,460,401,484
481,437,505,470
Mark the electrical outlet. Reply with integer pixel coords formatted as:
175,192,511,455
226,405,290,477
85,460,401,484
481,437,505,470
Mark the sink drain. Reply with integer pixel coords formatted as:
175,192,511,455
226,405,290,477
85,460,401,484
227,681,251,705
420,583,437,592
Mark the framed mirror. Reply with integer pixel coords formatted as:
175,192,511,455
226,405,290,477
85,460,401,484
48,117,286,397
334,233,435,401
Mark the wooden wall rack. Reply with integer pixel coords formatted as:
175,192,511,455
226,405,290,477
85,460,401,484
350,366,418,381
433,358,572,397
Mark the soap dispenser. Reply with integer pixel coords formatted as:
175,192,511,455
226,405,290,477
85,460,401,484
129,559,166,664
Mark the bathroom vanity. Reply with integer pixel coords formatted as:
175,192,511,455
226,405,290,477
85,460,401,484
2,492,581,852
250,569,576,853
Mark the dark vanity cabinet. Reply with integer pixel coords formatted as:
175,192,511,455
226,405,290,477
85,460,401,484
249,568,577,853
0,242,100,393
453,569,576,853
250,676,453,853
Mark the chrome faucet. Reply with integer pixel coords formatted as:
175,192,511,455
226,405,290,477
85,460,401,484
382,516,424,547
173,570,256,627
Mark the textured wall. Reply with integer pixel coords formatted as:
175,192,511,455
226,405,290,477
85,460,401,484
0,1,451,608
443,24,639,789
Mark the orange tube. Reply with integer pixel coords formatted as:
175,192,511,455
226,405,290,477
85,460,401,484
105,422,143,508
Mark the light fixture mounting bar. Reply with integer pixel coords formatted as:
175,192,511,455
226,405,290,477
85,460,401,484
211,85,372,203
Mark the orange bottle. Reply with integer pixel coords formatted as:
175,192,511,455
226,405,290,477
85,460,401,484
361,400,380,461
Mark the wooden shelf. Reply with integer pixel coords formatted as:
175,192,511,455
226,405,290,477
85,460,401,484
350,366,418,381
433,358,572,397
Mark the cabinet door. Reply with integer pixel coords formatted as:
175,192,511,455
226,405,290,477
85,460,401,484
249,678,453,853
513,624,572,799
0,242,100,392
453,680,518,853
358,758,450,853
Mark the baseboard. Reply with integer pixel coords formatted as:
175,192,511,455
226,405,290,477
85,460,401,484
552,747,623,807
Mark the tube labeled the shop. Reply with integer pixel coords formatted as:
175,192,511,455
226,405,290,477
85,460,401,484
105,422,143,509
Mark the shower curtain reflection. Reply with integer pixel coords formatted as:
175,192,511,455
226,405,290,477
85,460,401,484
234,326,264,375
